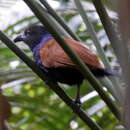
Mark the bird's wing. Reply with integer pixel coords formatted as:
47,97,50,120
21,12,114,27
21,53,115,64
39,37,102,68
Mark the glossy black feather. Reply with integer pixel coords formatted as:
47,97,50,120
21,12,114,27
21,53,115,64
44,66,114,86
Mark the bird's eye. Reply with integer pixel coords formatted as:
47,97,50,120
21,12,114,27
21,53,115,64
25,30,32,36
26,31,31,35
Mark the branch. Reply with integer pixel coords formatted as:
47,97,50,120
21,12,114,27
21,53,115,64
118,0,130,128
0,89,11,130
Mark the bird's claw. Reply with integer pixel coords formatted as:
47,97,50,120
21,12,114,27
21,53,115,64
74,98,82,107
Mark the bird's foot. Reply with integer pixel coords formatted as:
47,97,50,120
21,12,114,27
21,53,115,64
74,98,82,107
45,79,53,89
71,98,82,113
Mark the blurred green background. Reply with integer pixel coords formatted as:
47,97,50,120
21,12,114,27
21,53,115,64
0,0,121,130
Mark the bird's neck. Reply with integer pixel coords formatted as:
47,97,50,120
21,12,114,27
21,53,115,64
32,32,52,52
32,32,52,63
39,32,52,47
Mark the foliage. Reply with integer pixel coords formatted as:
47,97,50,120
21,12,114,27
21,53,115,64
0,0,121,129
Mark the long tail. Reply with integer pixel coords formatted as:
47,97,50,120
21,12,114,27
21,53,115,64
91,68,118,77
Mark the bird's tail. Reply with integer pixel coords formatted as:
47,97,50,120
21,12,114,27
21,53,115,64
91,68,119,77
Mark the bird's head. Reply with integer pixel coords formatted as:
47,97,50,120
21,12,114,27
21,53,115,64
14,25,48,50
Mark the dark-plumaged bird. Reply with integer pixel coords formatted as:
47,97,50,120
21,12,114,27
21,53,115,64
14,25,115,104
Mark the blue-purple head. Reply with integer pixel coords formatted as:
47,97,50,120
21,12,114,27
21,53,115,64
14,25,49,50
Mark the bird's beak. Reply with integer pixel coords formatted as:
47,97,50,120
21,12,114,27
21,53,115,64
14,34,26,42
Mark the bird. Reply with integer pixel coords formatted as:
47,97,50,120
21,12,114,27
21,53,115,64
14,25,115,104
